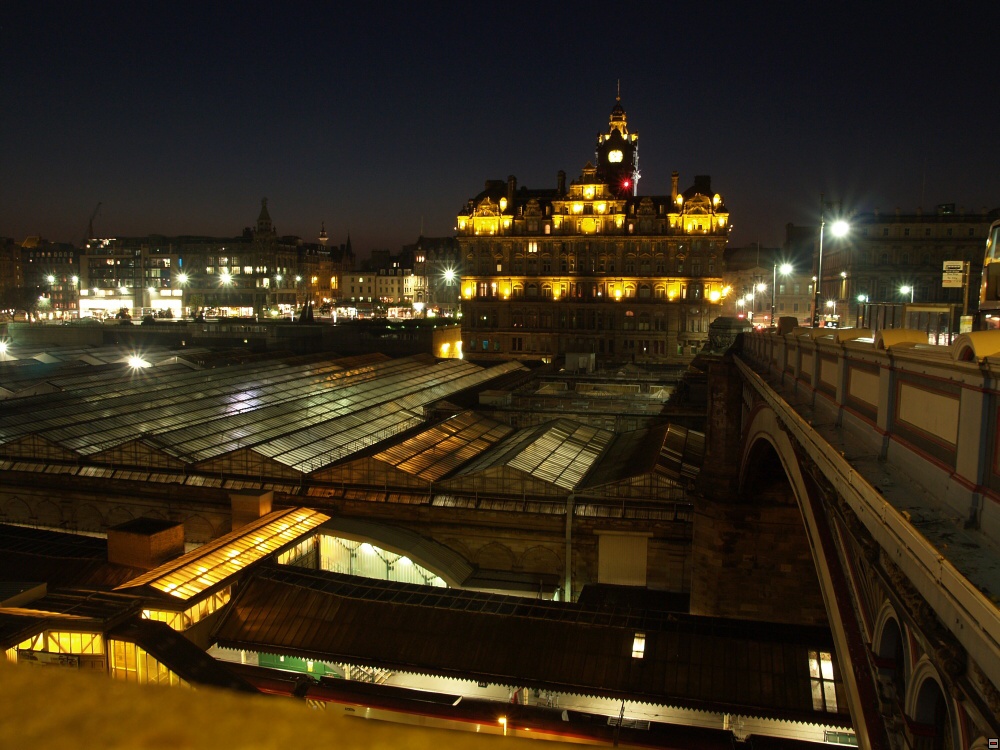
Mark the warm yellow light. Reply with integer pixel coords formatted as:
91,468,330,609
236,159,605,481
595,202,606,213
676,194,683,206
583,186,595,199
615,289,622,300
713,194,721,206
499,197,507,212
572,202,583,214
709,290,721,302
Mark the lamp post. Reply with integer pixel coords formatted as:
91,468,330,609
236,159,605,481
900,285,914,303
812,197,850,327
771,263,792,326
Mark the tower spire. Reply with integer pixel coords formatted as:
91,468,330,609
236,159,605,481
617,79,620,102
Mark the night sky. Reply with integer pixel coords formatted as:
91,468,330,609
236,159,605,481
3,2,998,257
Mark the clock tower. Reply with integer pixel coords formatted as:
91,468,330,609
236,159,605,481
595,92,639,196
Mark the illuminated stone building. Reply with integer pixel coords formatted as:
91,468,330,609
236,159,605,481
456,98,731,362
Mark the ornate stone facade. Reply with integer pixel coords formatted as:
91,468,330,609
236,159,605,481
456,99,731,362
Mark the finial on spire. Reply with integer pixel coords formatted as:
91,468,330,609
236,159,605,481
616,79,620,102
319,222,328,244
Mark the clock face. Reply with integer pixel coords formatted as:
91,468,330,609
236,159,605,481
608,149,623,163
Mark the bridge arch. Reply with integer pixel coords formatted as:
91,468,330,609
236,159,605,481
872,601,909,705
907,656,957,750
738,403,878,744
739,404,811,511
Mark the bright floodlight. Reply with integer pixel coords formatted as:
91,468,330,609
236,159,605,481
177,273,189,285
900,285,912,295
0,341,7,354
826,300,835,308
779,263,793,275
71,276,78,284
443,268,456,283
127,355,150,369
220,272,232,285
756,282,767,293
46,275,55,284
830,220,849,237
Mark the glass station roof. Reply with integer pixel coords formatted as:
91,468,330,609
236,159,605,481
116,507,329,601
0,353,526,474
456,419,615,491
372,410,514,481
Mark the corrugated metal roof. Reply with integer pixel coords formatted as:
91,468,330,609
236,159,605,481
213,565,851,727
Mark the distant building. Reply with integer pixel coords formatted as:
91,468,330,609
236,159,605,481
78,200,346,319
20,237,80,320
723,243,814,328
456,97,731,362
791,204,999,328
0,237,26,312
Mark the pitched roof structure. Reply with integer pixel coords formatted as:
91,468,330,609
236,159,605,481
213,565,851,727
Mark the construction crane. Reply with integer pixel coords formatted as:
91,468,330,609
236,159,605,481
81,202,101,247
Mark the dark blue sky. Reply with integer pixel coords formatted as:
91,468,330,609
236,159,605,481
3,2,998,256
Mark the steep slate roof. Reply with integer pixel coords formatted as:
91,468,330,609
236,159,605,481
212,565,851,727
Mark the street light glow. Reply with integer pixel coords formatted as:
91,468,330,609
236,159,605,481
220,272,232,285
779,263,793,275
177,273,189,285
831,220,849,237
46,275,55,284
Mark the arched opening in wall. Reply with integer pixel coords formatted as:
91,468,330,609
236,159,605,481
106,506,135,528
876,616,907,706
2,498,32,524
75,504,105,532
184,514,215,544
742,437,797,505
693,434,828,626
34,500,63,529
911,676,954,750
475,542,516,571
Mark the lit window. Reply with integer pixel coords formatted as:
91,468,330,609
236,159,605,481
808,650,838,712
632,633,646,658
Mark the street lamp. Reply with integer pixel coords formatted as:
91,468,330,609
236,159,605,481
900,285,914,303
812,196,850,327
826,298,836,324
771,263,793,325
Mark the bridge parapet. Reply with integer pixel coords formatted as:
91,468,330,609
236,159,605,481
739,329,1000,745
743,328,1000,542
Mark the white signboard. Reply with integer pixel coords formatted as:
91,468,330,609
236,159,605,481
942,272,963,288
942,261,964,272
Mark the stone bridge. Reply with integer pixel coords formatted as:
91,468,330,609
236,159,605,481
715,328,1000,749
